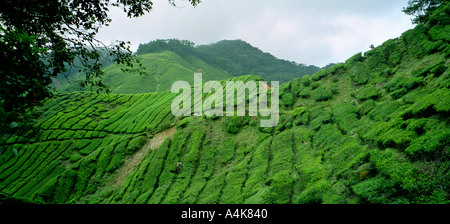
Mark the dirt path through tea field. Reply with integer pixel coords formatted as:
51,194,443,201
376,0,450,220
109,126,177,187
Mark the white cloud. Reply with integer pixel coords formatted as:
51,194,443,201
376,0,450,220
96,0,415,67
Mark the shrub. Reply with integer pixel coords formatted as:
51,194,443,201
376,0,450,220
382,39,405,67
295,179,330,204
354,85,379,101
421,40,444,54
38,168,78,204
291,78,302,94
311,68,327,81
443,45,450,58
49,130,68,140
225,116,242,134
281,92,294,107
299,75,311,86
364,48,388,70
72,117,93,129
429,63,446,77
406,128,450,159
126,136,147,155
310,82,319,90
292,107,309,126
352,72,370,86
106,140,127,172
405,118,428,134
391,88,410,99
157,121,172,132
389,51,404,66
369,148,418,192
176,118,189,128
69,152,82,162
265,171,293,204
106,152,125,173
79,139,102,155
291,107,308,118
351,176,396,204
327,63,345,75
298,88,311,98
402,89,433,105
412,59,443,78
403,88,450,117
385,76,423,94
313,124,342,151
346,52,363,65
428,24,450,41
332,103,359,134
330,83,339,94
368,101,400,121
375,128,416,149
97,145,115,172
184,129,204,163
312,87,332,102
73,130,87,139
359,100,376,115
401,24,429,58
216,137,236,165
70,139,91,151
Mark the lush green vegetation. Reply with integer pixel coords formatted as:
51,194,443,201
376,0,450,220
58,51,232,94
59,39,321,94
1,4,449,204
136,39,321,83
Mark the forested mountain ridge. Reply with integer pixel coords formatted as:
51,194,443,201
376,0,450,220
137,39,321,83
57,39,318,94
1,3,449,204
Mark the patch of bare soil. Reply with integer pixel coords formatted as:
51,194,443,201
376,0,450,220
108,126,177,187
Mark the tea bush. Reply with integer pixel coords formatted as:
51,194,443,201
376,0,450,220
354,84,379,101
368,101,401,121
331,102,359,134
406,128,450,160
311,68,327,81
345,52,363,65
266,171,293,204
312,86,332,102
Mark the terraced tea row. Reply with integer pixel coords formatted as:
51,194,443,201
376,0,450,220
0,91,177,201
0,75,272,202
59,51,233,94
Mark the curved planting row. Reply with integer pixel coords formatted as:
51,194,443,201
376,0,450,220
0,90,177,201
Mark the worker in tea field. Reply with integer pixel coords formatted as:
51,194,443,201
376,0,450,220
176,162,184,173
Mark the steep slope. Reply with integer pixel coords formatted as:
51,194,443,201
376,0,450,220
0,90,178,203
58,51,232,94
1,12,450,204
0,75,264,203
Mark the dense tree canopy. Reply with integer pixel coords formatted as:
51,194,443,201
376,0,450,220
403,0,446,24
0,0,200,136
136,39,196,56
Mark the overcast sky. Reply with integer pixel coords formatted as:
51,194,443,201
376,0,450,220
97,0,415,67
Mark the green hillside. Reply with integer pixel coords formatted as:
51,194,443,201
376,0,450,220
58,39,320,94
1,4,450,204
137,39,321,83
58,51,232,94
195,39,321,83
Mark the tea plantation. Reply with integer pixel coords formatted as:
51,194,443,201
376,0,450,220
58,51,233,94
1,12,449,204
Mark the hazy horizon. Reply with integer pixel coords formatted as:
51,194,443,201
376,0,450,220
96,0,415,67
